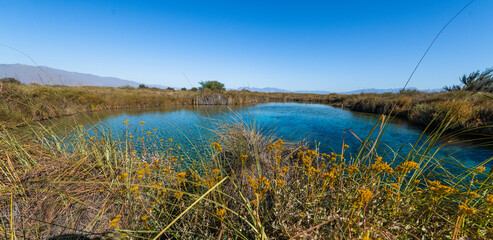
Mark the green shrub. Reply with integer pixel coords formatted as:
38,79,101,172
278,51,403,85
199,80,225,92
0,77,21,84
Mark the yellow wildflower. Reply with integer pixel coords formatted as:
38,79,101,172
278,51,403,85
459,203,478,216
109,215,122,228
118,172,129,180
276,179,286,186
176,171,186,179
475,166,486,173
216,208,226,221
469,192,480,199
357,188,373,207
130,186,139,191
174,191,184,200
211,142,222,152
396,161,419,172
141,215,148,221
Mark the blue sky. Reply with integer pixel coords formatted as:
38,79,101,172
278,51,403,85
0,0,492,91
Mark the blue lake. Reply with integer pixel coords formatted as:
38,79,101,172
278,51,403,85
60,102,492,170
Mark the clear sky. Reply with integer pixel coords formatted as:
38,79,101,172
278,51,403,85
0,0,492,91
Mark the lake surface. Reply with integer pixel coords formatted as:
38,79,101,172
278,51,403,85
52,102,492,169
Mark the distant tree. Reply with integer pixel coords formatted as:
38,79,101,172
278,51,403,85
166,87,175,91
443,67,493,93
443,84,461,92
190,87,198,91
181,87,187,91
198,80,225,91
120,85,135,89
138,84,148,89
0,77,21,84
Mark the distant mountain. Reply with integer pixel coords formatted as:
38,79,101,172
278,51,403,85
339,88,410,94
0,64,166,88
293,90,332,94
235,86,437,95
235,87,291,93
339,87,442,94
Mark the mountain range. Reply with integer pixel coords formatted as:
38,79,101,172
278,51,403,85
0,64,166,88
1,64,440,94
235,87,440,94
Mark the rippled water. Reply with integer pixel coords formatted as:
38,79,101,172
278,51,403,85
54,102,492,169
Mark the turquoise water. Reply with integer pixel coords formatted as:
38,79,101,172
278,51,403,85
78,102,491,170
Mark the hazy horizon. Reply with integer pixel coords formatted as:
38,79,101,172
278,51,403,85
1,1,492,92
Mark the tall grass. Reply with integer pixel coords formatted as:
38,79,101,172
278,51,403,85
0,96,492,239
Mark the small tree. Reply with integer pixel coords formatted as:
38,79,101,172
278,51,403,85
181,87,187,91
190,87,198,91
198,80,225,91
138,84,148,89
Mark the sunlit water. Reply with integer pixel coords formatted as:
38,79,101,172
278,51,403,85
53,102,491,170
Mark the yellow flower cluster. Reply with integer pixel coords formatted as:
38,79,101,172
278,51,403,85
211,142,222,152
267,139,284,152
240,154,248,162
357,188,373,207
395,161,419,173
486,194,493,207
298,149,318,168
216,208,226,221
174,191,184,200
346,165,359,175
118,172,129,180
475,166,486,173
371,157,393,173
427,180,454,195
247,174,271,200
459,204,478,216
110,215,122,228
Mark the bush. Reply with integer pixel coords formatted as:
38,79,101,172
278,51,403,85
199,80,225,92
0,77,21,84
138,84,148,89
